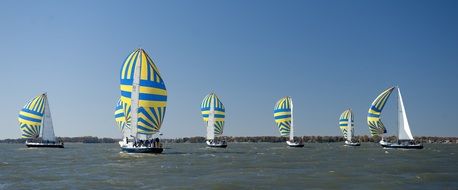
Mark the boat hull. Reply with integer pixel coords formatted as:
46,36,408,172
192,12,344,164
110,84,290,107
286,141,304,147
207,144,227,148
121,147,163,154
288,144,304,148
382,143,423,149
344,142,361,147
206,140,227,148
26,142,64,148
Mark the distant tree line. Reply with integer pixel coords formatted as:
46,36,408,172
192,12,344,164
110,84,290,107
0,136,457,144
0,136,118,144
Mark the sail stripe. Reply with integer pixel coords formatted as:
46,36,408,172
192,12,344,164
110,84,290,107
120,91,167,101
120,85,167,96
201,93,225,136
274,97,292,136
20,109,44,117
367,87,395,136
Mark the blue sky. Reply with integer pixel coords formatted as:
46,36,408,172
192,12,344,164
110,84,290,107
0,0,457,139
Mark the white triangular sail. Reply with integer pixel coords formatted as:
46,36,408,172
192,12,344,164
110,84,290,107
347,111,353,142
206,97,215,140
397,87,414,140
129,54,141,140
41,94,56,142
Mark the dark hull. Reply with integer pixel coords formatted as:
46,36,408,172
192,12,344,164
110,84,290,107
345,143,361,147
382,144,423,149
26,143,64,148
288,144,304,148
121,147,163,154
207,144,227,148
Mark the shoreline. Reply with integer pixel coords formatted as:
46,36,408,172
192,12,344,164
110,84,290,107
0,136,457,144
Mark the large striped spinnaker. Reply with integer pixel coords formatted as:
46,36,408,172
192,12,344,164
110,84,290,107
274,97,293,138
201,93,225,138
118,49,167,135
367,87,395,137
339,109,354,141
18,94,46,138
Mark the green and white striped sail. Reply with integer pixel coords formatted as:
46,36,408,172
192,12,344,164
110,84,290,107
339,109,354,141
18,94,46,138
274,97,292,137
367,87,395,136
201,93,225,138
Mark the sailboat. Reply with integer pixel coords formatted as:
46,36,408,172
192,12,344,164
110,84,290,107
18,93,64,148
115,48,167,154
201,93,227,148
274,97,304,147
367,86,423,149
339,109,360,146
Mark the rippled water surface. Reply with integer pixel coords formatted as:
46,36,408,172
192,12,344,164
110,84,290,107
0,143,457,189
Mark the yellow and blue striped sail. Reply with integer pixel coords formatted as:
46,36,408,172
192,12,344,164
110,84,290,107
114,98,130,131
274,97,292,136
339,109,354,139
367,87,395,136
18,94,46,138
119,49,167,135
201,93,225,135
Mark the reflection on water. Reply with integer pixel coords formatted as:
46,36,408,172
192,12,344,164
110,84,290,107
0,143,457,189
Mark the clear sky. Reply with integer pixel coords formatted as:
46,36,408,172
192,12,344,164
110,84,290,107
0,0,457,139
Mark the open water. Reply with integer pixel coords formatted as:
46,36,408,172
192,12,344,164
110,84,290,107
0,143,456,189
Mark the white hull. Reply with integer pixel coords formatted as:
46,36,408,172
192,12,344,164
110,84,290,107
119,140,163,153
26,141,64,148
379,139,390,146
286,140,304,147
206,140,227,148
344,140,360,146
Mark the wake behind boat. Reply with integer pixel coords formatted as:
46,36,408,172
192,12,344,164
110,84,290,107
114,48,167,154
274,97,304,148
367,86,423,149
18,93,64,148
339,109,361,147
201,93,227,148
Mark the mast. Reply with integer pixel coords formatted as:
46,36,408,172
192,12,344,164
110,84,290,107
130,51,142,140
41,93,56,142
290,97,294,141
397,87,414,141
207,94,215,140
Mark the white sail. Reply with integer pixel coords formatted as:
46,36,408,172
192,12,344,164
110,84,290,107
347,111,353,142
129,55,142,140
207,97,215,140
290,98,294,141
41,94,56,142
397,87,414,140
